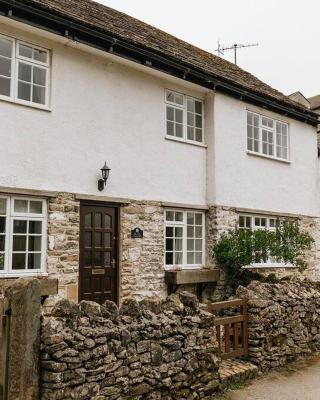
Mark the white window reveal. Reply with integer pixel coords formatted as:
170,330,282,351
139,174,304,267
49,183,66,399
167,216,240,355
165,210,205,268
247,111,289,160
0,34,50,108
166,90,204,144
0,196,47,276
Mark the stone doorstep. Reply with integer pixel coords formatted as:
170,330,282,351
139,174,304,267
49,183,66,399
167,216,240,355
218,359,259,388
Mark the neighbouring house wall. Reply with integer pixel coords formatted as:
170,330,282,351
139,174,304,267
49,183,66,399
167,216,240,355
40,294,220,400
212,93,319,217
0,21,208,207
237,280,320,370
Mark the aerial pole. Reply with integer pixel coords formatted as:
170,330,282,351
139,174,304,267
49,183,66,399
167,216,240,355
215,42,259,65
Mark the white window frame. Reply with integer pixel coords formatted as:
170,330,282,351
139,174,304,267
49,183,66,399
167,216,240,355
165,89,205,146
238,213,293,268
0,33,50,110
0,196,47,277
246,110,290,162
164,209,206,270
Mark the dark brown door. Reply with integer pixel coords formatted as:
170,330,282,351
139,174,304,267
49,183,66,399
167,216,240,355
79,204,118,304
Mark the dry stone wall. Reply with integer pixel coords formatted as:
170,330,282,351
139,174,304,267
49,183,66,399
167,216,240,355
40,292,220,400
237,279,320,370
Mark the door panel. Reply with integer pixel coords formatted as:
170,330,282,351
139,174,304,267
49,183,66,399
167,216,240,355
79,204,118,304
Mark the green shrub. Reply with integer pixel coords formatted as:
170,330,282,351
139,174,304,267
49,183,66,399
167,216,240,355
213,220,313,287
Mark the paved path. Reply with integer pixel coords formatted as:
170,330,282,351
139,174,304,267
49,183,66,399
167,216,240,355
217,357,320,400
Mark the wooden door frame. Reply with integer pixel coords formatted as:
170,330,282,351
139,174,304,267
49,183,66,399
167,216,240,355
79,201,121,305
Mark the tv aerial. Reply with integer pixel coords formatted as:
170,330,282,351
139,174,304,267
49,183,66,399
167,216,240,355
215,41,259,65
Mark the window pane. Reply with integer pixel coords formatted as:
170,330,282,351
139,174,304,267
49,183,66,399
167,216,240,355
18,81,31,101
167,121,174,136
28,253,41,269
29,236,41,251
166,91,174,102
30,201,43,214
94,252,102,266
187,126,194,140
166,106,174,121
103,252,111,266
187,239,194,251
0,77,10,97
195,214,202,225
32,85,46,105
19,44,32,59
195,101,202,114
239,216,245,228
195,239,202,251
175,212,183,222
84,213,92,228
104,232,111,247
175,238,183,251
187,98,195,112
175,227,183,237
0,58,11,77
84,232,92,247
33,48,47,63
12,253,26,269
187,112,194,126
95,232,102,247
18,62,32,82
175,108,183,123
0,38,12,58
175,124,183,138
166,238,173,251
84,252,91,266
105,214,112,228
13,236,27,251
174,93,183,105
0,236,5,251
187,252,194,264
13,220,27,234
187,226,194,237
247,138,253,151
0,217,5,234
14,199,28,213
195,115,202,128
166,227,173,237
0,199,6,214
29,221,42,234
175,252,183,264
195,252,202,264
187,213,194,225
195,227,202,238
166,211,174,221
195,129,202,142
33,66,46,85
166,252,173,265
95,213,102,228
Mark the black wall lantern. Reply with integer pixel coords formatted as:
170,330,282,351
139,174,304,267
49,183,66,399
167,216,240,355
98,162,111,191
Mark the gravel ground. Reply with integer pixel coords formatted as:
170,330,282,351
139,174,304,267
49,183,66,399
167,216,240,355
217,356,320,400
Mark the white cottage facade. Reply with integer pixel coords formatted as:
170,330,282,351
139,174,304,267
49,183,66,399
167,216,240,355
0,0,319,303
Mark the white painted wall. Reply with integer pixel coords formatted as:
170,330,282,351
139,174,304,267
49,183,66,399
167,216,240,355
0,21,208,205
212,93,319,216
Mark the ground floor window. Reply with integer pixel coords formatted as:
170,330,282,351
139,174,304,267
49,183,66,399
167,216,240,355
165,209,205,268
0,196,46,275
238,214,280,265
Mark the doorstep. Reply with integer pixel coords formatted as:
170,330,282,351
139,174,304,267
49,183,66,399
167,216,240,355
219,359,259,388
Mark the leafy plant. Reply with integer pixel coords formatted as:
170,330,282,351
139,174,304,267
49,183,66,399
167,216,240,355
213,219,313,287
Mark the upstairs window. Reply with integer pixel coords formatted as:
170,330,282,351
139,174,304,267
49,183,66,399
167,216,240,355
247,111,289,160
0,34,50,108
166,90,204,144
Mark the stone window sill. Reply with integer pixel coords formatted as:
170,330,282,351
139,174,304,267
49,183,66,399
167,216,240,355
0,272,49,279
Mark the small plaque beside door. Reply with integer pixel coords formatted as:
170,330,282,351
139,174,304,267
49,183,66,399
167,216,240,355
92,268,105,275
131,227,143,239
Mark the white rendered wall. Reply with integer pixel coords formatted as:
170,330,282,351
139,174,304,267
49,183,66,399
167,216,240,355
212,93,319,217
0,21,208,205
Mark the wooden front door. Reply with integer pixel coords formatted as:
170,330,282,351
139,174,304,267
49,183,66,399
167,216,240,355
79,204,118,304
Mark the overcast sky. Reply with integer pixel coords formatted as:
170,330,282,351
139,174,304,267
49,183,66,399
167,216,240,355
97,0,319,98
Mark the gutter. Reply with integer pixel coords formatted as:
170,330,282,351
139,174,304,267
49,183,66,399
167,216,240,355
0,0,318,126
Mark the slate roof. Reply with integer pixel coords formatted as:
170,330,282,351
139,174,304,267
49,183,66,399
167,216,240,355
8,0,317,118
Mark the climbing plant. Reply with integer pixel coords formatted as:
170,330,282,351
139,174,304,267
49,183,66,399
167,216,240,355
213,219,314,288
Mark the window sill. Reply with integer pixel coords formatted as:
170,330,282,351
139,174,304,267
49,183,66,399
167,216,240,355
165,135,207,148
247,151,291,164
0,95,51,112
164,265,203,271
243,263,295,269
0,272,48,278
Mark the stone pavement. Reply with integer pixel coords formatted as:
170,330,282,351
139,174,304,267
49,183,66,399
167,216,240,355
217,356,320,400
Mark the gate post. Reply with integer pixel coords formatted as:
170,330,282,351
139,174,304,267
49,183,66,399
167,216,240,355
1,278,57,400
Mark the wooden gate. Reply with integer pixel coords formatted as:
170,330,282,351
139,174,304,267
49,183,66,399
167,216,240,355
207,299,248,360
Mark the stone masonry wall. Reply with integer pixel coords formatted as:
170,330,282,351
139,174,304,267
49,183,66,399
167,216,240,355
120,201,166,300
47,193,80,302
40,292,220,400
237,279,320,371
